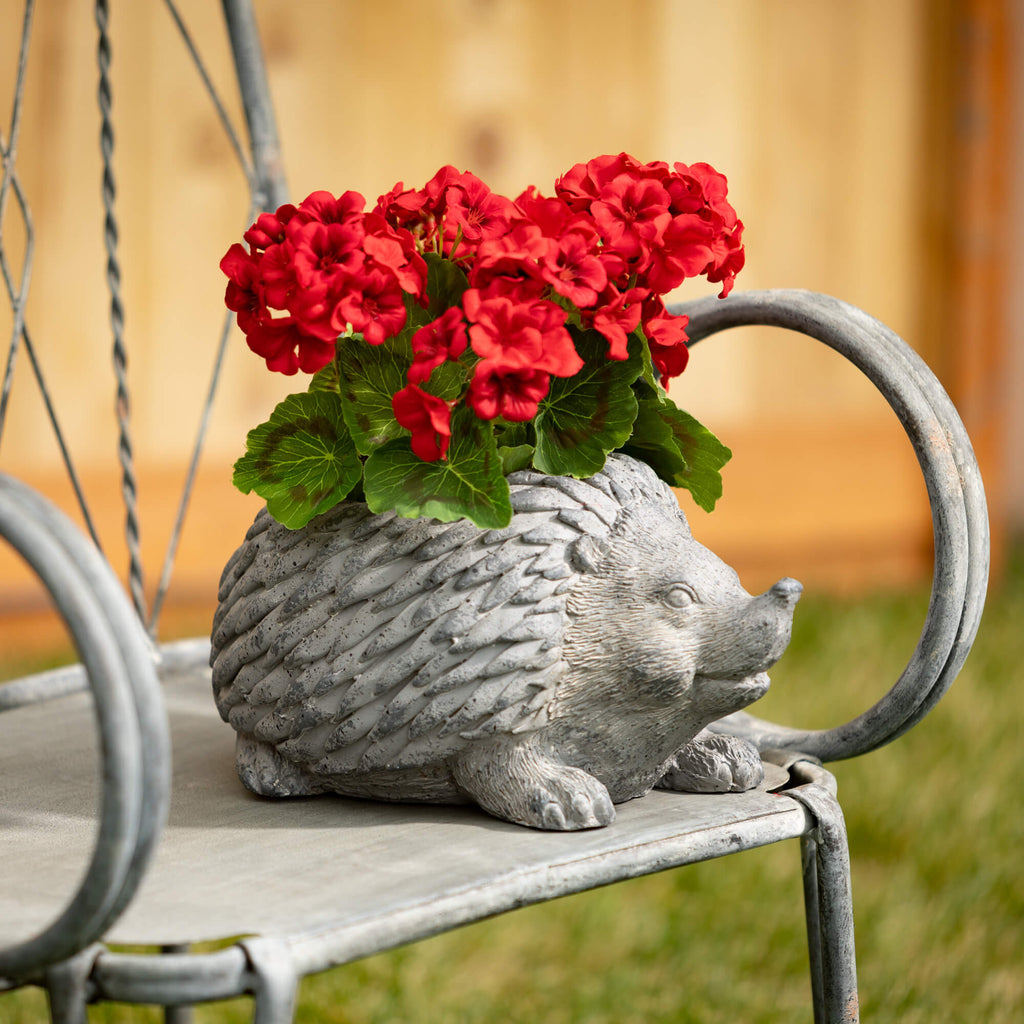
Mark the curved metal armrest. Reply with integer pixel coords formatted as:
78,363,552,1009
0,475,170,981
670,289,989,762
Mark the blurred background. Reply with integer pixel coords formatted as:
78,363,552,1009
0,0,1020,645
1,4,1021,1022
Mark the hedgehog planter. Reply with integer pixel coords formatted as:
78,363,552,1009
210,454,802,830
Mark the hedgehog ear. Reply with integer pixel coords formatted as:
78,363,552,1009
568,534,610,574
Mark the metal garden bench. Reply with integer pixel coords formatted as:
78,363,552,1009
0,2,988,1021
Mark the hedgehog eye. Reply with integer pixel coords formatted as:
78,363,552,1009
664,584,698,609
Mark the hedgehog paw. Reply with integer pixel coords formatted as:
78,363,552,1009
533,773,616,830
453,745,615,830
235,732,324,798
658,731,764,794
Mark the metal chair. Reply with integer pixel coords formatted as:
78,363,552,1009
0,3,988,1021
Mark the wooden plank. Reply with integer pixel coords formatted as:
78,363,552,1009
918,0,1012,573
947,0,1011,572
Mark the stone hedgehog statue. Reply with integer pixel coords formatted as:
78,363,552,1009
211,453,802,830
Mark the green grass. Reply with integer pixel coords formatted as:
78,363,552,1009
3,552,1021,1023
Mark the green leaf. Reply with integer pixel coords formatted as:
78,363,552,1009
233,391,362,529
403,290,433,335
363,406,512,528
634,324,666,399
532,330,643,478
493,420,533,449
623,395,732,512
421,359,466,401
336,317,469,460
498,444,534,475
620,398,687,481
308,357,341,394
425,251,469,315
335,335,413,455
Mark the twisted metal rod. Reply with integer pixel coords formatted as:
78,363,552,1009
96,0,146,622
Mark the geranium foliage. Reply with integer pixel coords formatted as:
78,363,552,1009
221,154,744,528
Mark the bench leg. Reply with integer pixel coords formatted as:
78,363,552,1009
44,946,101,1024
241,936,299,1024
794,785,860,1024
162,945,195,1024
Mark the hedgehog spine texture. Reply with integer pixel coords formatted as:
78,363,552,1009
210,453,678,774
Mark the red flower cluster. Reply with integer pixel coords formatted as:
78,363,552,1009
549,154,745,372
224,155,743,463
220,190,426,374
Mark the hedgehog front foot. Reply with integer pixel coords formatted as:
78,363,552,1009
657,731,764,794
452,741,615,830
234,733,325,798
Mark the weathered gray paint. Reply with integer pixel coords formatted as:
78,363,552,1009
0,474,169,981
0,652,803,949
676,290,989,760
210,454,801,829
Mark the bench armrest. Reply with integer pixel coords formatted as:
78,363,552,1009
672,289,989,761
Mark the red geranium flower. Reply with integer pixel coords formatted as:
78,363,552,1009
513,186,568,231
586,284,646,360
362,213,428,299
445,175,515,243
670,163,734,221
422,165,460,209
244,316,336,376
641,214,716,295
330,266,408,346
705,219,745,298
539,231,607,309
220,243,265,320
408,307,468,384
243,204,298,250
432,168,517,256
285,282,339,343
257,240,303,311
467,358,551,422
468,222,551,297
287,220,365,292
292,189,365,227
590,174,672,263
462,291,583,378
392,385,452,461
668,162,745,296
375,181,437,249
554,152,647,212
221,242,335,372
642,298,690,384
649,340,689,383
